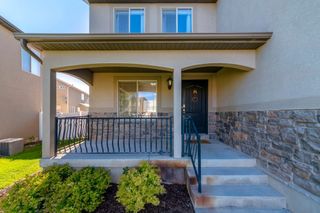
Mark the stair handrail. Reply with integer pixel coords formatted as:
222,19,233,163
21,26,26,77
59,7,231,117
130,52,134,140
183,115,202,193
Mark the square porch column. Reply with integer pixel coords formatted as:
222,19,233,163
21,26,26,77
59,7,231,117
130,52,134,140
42,68,56,158
173,67,182,158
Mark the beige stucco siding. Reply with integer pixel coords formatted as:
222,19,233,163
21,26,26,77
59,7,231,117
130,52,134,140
89,3,217,33
216,0,320,111
90,72,217,114
0,25,41,139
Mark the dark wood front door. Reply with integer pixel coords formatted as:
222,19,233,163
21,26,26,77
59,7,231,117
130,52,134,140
182,80,208,133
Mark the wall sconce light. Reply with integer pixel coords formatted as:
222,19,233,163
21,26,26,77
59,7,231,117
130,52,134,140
167,77,173,90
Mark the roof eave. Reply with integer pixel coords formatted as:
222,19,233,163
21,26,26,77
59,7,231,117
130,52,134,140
0,16,22,33
14,33,273,51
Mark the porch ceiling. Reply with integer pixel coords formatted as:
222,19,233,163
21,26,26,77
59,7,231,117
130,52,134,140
14,33,272,51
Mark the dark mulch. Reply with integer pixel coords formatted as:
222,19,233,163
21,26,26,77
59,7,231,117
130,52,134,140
95,184,195,213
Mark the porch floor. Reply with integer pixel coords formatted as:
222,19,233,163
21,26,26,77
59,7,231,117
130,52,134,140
51,140,252,161
41,140,256,168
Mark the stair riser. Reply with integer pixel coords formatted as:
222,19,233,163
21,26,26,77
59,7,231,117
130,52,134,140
189,175,268,185
193,196,286,209
188,160,257,168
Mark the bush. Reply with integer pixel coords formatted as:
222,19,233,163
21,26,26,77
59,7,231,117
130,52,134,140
1,164,74,213
116,161,165,213
1,165,111,213
45,167,111,213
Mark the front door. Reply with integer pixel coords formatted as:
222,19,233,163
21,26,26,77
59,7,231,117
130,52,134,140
182,80,208,133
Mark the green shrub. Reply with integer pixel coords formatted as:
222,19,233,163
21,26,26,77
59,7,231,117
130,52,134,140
1,164,74,213
45,167,111,213
116,161,165,213
1,165,111,213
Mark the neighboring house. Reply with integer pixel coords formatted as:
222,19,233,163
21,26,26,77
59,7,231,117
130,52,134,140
56,79,89,115
14,0,320,212
0,16,41,140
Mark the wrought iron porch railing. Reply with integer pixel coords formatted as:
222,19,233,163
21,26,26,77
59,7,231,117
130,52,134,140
182,115,202,193
55,116,173,155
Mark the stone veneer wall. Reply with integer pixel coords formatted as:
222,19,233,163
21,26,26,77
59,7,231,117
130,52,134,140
209,110,320,197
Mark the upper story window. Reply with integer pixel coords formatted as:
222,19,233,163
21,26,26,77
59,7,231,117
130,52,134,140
21,48,31,73
114,8,145,33
21,48,41,76
162,8,192,33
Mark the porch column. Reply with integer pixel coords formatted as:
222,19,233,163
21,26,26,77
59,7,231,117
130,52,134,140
42,67,56,158
173,67,182,158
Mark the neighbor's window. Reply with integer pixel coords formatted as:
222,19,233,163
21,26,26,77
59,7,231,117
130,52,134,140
115,8,145,33
118,80,157,116
162,8,192,33
21,48,31,73
81,93,85,101
21,48,41,76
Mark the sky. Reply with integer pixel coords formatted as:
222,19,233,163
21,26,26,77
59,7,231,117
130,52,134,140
0,0,90,93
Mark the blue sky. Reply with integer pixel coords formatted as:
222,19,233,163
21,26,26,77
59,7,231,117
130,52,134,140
0,0,90,93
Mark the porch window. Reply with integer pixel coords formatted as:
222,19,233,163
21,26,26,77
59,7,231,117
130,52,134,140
162,8,192,33
118,80,157,116
115,8,145,33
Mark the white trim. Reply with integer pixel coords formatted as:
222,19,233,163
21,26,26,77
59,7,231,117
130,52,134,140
160,7,193,33
113,7,146,33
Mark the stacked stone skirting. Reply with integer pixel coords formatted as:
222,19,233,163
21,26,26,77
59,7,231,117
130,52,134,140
209,110,320,197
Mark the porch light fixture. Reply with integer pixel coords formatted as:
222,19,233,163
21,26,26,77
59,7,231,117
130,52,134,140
167,77,173,90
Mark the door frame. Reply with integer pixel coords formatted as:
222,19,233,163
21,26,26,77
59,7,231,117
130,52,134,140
182,79,208,134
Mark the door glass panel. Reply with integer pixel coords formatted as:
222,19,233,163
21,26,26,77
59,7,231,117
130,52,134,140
178,9,192,33
162,9,176,33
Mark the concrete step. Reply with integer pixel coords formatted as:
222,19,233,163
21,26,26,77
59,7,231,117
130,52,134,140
187,167,268,185
195,207,290,213
190,184,286,209
189,158,257,168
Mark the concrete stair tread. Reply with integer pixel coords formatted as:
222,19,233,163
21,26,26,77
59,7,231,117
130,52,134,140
192,184,284,197
195,208,290,213
198,159,257,167
188,167,266,176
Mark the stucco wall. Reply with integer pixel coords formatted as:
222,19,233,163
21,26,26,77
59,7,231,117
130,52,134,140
0,25,41,139
89,3,216,33
90,72,217,115
216,0,320,111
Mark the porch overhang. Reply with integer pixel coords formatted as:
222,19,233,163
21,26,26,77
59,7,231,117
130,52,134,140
14,33,272,51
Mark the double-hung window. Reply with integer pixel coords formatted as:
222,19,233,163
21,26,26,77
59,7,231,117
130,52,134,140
114,8,145,33
162,8,192,33
118,80,157,116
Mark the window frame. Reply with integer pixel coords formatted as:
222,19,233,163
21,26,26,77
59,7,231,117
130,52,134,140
117,80,158,116
21,48,32,73
161,7,193,33
113,7,146,33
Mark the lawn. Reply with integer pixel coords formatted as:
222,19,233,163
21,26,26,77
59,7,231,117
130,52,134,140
0,145,41,189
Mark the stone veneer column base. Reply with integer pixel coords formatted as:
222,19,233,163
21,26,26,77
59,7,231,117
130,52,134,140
209,109,320,198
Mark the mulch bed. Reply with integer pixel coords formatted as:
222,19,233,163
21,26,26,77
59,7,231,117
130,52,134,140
95,184,195,213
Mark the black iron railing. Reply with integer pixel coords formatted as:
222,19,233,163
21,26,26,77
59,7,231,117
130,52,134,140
182,116,202,193
55,116,173,155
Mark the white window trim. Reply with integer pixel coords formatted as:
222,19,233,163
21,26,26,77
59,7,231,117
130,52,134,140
117,80,158,116
160,7,193,33
113,7,146,33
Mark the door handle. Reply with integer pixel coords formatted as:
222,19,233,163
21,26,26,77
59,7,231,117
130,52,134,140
182,104,186,113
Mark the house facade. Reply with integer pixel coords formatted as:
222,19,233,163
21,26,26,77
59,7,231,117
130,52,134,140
0,16,41,141
14,0,320,212
56,79,89,115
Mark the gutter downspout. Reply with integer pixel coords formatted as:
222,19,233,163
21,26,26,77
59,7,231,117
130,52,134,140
20,39,43,64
